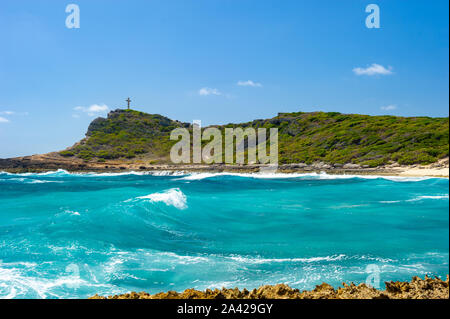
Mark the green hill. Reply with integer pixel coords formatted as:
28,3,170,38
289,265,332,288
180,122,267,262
60,109,449,167
60,109,190,162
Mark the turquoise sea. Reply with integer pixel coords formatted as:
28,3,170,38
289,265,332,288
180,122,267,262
0,170,448,299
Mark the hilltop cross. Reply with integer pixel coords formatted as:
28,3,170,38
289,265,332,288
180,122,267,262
126,97,131,110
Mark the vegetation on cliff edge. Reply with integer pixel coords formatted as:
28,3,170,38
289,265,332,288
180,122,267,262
59,109,449,166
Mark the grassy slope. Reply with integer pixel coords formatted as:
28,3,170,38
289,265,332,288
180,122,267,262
60,109,189,163
60,109,449,167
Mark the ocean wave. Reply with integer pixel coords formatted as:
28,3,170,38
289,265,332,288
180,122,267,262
378,194,449,204
1,169,150,178
380,194,449,204
0,169,71,178
225,254,395,264
63,210,81,216
157,252,210,264
406,195,449,202
143,252,395,265
85,170,186,177
2,169,445,182
2,246,443,298
136,188,187,210
0,169,188,178
0,177,62,184
0,261,116,299
83,171,183,177
227,254,347,264
379,200,402,204
178,171,436,182
150,171,187,176
28,180,60,184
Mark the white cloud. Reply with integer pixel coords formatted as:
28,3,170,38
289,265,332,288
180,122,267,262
381,104,397,111
73,104,109,116
353,64,393,76
0,110,29,123
237,80,262,87
0,111,29,116
198,87,222,96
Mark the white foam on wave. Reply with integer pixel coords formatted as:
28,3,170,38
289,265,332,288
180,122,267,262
64,210,81,216
137,188,187,210
178,171,437,182
19,169,70,177
0,169,70,177
228,254,347,264
29,179,63,184
0,169,190,178
226,254,395,264
2,169,445,182
0,261,116,299
418,195,449,199
81,170,188,177
179,171,333,181
380,194,449,204
0,177,62,184
150,171,186,176
157,252,210,264
0,177,26,182
147,252,395,265
85,171,155,177
142,251,350,266
407,195,449,202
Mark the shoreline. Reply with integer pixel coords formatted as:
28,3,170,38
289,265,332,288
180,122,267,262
90,275,449,299
1,154,448,178
1,167,448,179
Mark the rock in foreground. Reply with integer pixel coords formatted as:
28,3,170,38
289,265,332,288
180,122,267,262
90,275,449,299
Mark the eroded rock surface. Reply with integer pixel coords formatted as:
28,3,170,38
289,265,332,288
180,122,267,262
90,275,449,299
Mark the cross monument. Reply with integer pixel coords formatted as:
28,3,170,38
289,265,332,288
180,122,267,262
126,97,131,110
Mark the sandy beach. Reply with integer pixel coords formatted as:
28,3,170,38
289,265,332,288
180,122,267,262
392,167,449,178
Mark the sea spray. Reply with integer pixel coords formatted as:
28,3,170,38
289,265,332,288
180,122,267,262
137,188,188,210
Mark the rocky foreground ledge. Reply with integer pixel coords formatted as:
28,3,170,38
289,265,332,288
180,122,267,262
90,275,449,299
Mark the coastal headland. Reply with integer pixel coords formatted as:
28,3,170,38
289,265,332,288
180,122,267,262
1,109,448,177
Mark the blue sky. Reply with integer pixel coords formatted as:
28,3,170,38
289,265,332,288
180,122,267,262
0,0,448,158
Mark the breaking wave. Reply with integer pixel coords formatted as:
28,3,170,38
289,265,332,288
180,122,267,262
380,194,449,204
136,188,187,210
407,195,449,201
178,171,437,182
1,170,444,182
